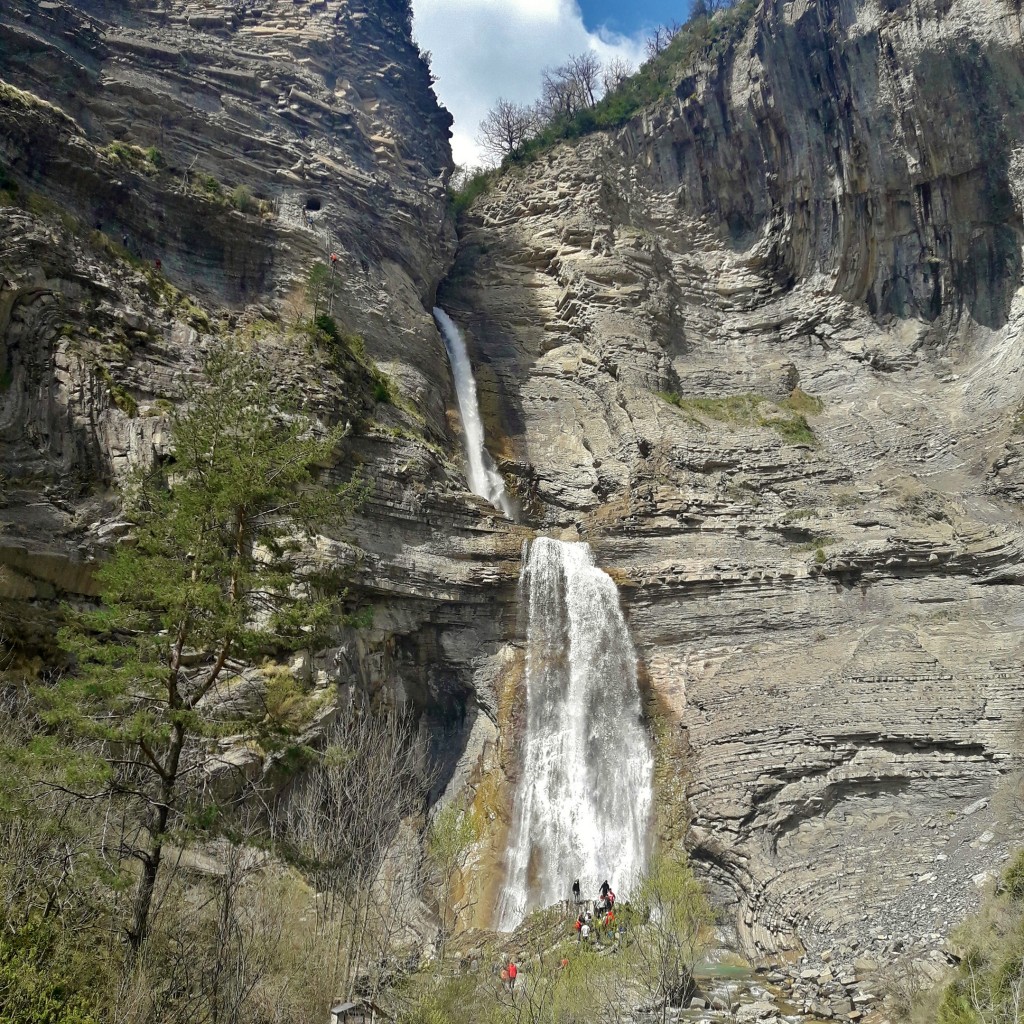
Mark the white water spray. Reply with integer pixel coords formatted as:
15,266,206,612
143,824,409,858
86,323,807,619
432,308,514,519
496,537,654,930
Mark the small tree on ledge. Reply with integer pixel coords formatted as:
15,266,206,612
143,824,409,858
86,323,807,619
426,801,479,963
625,854,714,1023
49,342,360,954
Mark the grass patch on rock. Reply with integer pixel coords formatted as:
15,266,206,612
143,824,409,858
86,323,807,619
763,414,815,446
913,848,1024,1024
103,140,154,171
450,167,497,217
96,365,138,417
781,386,824,416
0,80,77,126
657,390,819,446
302,315,423,433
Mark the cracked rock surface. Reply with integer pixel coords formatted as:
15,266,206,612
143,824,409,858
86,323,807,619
0,0,524,792
3,0,1024,1013
442,0,1024,984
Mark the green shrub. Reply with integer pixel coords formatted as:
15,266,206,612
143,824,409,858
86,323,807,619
304,318,394,405
450,167,495,217
95,366,138,417
230,183,257,213
345,333,368,363
100,141,165,176
922,847,1024,1023
0,923,103,1024
399,976,482,1024
314,313,340,343
110,384,138,418
200,173,222,196
764,414,815,445
1003,849,1024,902
104,140,136,163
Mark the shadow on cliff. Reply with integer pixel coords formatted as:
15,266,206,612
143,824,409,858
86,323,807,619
627,1,1024,331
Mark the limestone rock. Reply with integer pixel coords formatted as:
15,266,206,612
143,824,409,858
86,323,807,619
443,0,1024,964
3,0,1024,983
0,0,523,823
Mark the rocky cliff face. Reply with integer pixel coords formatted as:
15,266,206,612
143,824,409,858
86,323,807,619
442,0,1024,992
0,0,522,791
4,0,1024,1010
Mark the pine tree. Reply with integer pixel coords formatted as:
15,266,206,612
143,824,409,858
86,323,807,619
49,342,359,952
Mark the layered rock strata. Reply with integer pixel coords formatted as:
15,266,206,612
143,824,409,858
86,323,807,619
3,0,1024,1003
443,0,1024,979
0,0,523,788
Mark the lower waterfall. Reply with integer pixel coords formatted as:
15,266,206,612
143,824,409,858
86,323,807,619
496,537,654,931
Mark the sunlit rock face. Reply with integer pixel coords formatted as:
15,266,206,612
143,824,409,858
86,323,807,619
3,0,1024,986
442,0,1024,966
0,0,521,783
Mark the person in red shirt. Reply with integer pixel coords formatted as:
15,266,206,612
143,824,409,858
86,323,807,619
507,961,518,992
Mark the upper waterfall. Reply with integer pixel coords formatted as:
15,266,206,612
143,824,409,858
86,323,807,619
432,308,515,519
496,537,654,931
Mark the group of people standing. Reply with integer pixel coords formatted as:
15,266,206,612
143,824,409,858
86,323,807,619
572,878,621,944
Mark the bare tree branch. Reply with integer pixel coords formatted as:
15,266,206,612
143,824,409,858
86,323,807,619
478,98,538,161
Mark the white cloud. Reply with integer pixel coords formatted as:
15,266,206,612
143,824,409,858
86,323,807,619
411,0,646,167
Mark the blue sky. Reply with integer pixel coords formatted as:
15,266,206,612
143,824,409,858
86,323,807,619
413,0,662,167
577,0,690,34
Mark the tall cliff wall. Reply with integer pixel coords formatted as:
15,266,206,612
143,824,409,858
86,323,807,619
0,0,522,796
3,0,1024,1005
443,0,1024,982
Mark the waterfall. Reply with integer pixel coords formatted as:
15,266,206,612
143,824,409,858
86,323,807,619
432,308,514,519
496,537,654,931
